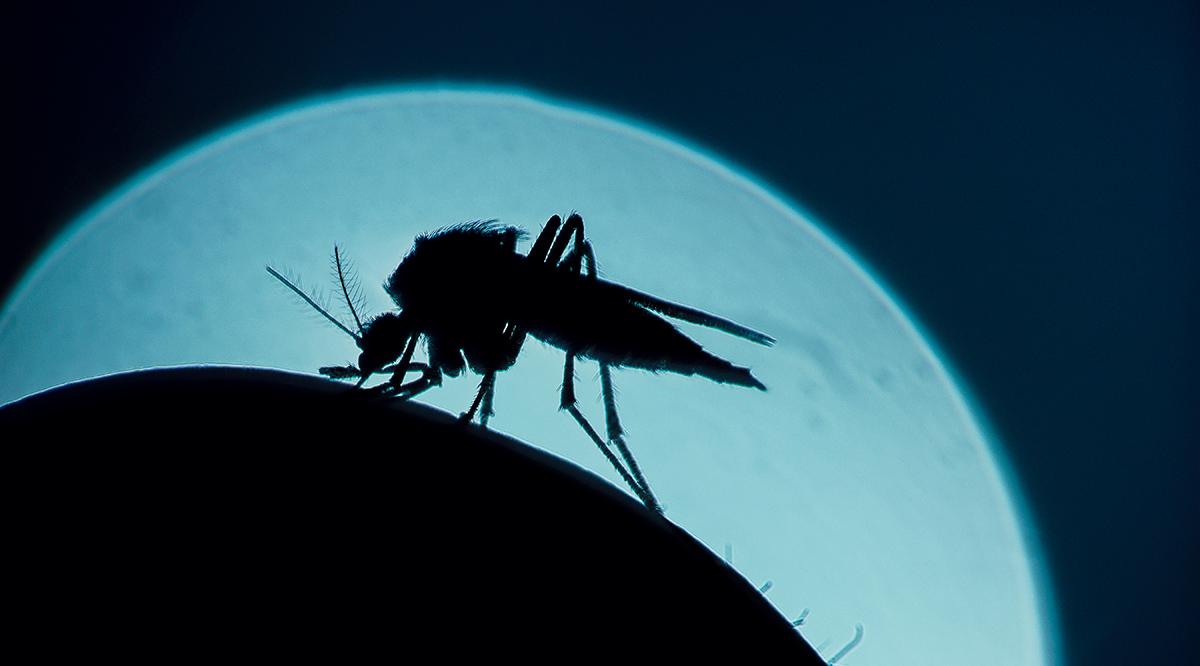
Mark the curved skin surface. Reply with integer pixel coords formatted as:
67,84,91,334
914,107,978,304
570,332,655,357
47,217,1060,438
3,366,820,661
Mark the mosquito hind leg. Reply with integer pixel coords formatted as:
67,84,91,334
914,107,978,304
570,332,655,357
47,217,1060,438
499,212,580,360
598,363,660,512
551,218,662,512
559,352,655,508
382,362,442,400
545,212,585,267
564,227,662,512
527,214,562,264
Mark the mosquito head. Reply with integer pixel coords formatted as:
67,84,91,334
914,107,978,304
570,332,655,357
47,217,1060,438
356,311,413,377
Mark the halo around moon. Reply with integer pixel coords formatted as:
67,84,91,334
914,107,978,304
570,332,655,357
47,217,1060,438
0,86,1057,665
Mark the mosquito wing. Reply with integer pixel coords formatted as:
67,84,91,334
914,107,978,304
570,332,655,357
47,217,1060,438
600,280,775,346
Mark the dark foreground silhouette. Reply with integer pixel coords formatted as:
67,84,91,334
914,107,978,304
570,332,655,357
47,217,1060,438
2,367,823,662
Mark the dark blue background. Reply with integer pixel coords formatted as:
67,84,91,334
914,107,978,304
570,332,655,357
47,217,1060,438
6,2,1196,662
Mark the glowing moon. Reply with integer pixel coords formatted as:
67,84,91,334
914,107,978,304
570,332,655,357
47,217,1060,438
0,87,1056,664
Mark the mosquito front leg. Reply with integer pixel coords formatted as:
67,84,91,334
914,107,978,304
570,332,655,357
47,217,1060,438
352,362,441,400
355,333,433,400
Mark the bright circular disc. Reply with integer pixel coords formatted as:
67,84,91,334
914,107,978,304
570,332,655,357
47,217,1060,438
0,87,1057,664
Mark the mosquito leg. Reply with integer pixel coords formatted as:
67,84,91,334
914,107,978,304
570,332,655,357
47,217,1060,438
545,212,584,266
560,352,651,506
460,370,496,425
383,365,443,401
529,214,658,510
502,213,581,359
461,216,566,424
567,403,652,508
504,214,566,352
345,334,421,399
527,214,562,264
490,215,564,375
553,214,591,280
379,361,432,377
383,334,420,390
599,363,661,513
572,232,662,511
560,351,577,408
480,374,496,428
357,363,441,400
550,214,660,508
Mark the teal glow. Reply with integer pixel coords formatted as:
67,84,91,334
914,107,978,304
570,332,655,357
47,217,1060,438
0,86,1058,664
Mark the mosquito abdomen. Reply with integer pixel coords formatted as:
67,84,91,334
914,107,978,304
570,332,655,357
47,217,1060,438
522,279,767,390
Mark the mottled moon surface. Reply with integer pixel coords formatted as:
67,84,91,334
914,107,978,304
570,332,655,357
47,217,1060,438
0,88,1056,664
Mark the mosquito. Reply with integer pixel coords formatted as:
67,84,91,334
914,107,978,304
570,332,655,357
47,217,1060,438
267,213,773,512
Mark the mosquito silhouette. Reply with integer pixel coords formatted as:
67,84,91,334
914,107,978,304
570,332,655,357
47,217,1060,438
268,213,773,512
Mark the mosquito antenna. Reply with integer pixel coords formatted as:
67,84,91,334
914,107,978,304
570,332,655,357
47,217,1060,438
332,246,365,336
266,266,361,342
